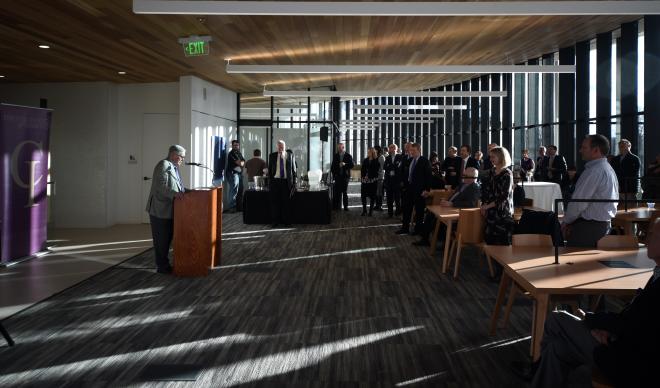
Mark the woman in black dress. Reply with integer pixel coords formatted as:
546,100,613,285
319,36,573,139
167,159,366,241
480,146,514,245
361,147,380,216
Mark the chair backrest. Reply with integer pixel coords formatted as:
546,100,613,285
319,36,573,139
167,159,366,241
596,235,639,250
512,234,553,247
456,208,484,244
520,198,534,207
430,189,453,205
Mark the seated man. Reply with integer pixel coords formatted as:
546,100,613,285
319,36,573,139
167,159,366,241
413,167,481,246
514,218,660,387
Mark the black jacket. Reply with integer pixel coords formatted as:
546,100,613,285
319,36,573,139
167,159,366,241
590,275,660,387
331,152,354,181
442,156,462,188
384,153,403,185
405,156,433,194
459,157,480,177
611,152,641,193
361,158,380,181
227,150,245,175
449,182,481,208
268,151,297,189
541,154,567,185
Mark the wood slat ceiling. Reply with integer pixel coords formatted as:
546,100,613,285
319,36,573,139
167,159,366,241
0,0,640,94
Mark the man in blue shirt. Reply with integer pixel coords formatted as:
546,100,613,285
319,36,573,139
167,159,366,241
561,134,618,247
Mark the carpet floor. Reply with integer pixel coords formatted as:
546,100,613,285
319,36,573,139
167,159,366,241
0,183,535,387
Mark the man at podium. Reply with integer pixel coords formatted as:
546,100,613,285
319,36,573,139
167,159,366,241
145,145,186,274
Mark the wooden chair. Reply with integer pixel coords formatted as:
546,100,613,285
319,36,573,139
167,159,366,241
448,208,494,279
596,235,639,249
501,234,554,328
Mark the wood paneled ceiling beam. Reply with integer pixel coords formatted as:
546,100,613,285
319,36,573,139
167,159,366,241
134,1,660,16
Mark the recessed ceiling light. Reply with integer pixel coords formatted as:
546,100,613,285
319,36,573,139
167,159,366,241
118,71,127,75
0,75,5,78
38,44,50,49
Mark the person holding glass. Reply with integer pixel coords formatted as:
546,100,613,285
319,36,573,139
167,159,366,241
520,148,535,181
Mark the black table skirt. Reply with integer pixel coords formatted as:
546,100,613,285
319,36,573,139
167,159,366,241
243,189,332,224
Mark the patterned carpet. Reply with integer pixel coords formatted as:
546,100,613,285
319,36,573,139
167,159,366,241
0,183,535,387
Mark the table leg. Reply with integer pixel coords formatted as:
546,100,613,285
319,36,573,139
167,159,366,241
441,220,453,273
532,293,550,361
429,218,441,257
489,272,512,335
623,221,633,236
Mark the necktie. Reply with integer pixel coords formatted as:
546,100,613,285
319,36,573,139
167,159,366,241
280,154,285,178
409,157,417,183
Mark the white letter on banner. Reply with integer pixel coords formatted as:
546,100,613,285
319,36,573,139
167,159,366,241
11,140,44,208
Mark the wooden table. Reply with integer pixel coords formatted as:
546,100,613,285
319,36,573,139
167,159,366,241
426,205,461,273
614,207,659,235
484,245,653,360
426,205,549,273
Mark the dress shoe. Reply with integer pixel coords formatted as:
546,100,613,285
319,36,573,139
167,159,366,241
395,229,409,235
510,360,539,382
412,239,430,246
344,207,349,211
361,211,367,216
156,266,173,274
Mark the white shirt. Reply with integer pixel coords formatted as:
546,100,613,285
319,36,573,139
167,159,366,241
563,157,618,224
275,152,287,179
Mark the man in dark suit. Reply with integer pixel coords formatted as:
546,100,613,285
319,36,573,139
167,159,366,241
268,140,296,227
396,143,432,235
535,146,547,181
459,144,479,180
384,143,403,217
611,138,641,196
514,218,660,387
543,145,567,186
442,146,462,188
331,142,354,211
414,167,481,246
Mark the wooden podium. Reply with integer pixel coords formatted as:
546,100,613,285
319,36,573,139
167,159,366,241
173,187,222,277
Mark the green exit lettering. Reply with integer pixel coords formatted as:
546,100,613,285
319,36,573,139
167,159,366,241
184,41,208,57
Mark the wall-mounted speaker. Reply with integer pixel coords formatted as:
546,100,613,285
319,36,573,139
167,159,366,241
320,126,329,142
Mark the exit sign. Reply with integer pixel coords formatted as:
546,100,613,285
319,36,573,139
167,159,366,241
178,35,212,57
184,41,209,57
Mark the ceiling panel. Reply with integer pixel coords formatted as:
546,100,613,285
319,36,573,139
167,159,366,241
0,0,639,92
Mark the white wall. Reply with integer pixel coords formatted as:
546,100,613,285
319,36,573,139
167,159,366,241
0,82,114,228
179,76,237,189
115,83,179,224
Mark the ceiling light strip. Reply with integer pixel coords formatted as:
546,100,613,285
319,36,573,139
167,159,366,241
353,105,466,110
341,120,434,124
263,90,507,98
238,65,574,75
354,113,445,118
134,1,660,16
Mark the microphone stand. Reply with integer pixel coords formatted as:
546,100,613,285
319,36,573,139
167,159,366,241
186,163,217,186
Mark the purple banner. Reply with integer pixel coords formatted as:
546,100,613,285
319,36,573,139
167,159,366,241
0,104,51,263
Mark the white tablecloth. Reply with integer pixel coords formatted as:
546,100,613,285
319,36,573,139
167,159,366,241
520,181,563,211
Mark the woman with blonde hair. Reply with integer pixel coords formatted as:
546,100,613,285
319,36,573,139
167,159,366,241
360,147,380,216
480,146,514,245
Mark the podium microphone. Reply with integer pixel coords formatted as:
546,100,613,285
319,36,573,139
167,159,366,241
185,162,203,166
